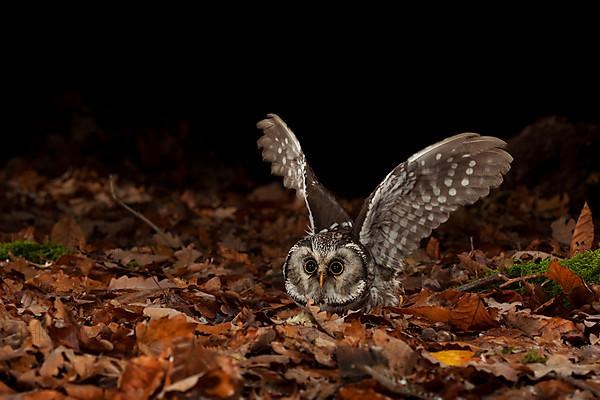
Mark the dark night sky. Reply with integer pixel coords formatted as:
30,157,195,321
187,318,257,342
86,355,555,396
5,29,600,197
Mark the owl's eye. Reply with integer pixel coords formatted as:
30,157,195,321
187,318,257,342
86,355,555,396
328,260,344,275
303,259,318,274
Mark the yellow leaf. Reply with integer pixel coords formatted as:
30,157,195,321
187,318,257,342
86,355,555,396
428,350,475,366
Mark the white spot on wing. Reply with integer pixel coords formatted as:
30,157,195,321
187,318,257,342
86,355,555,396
449,188,457,196
461,178,470,186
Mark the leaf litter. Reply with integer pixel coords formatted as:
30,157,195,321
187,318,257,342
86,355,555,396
0,166,598,399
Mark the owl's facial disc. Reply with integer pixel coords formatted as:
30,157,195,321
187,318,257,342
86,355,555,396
284,237,369,308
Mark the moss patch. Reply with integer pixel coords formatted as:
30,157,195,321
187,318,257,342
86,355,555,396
0,241,70,263
521,349,547,364
508,249,600,284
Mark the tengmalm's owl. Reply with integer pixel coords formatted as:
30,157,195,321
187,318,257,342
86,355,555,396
257,114,512,313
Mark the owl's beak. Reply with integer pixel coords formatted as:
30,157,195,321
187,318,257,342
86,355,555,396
319,271,325,288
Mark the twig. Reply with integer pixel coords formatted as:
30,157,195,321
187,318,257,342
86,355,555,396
499,273,543,288
456,273,506,292
109,175,177,248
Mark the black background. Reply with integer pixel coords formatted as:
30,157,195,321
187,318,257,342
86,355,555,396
5,22,600,198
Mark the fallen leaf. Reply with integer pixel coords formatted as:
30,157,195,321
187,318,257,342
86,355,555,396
106,249,171,267
306,299,346,336
505,311,583,342
118,355,168,399
28,319,53,352
51,216,86,249
108,275,177,291
136,315,196,357
427,350,474,366
426,237,440,260
526,354,598,379
64,384,105,400
371,330,415,374
467,359,520,382
143,306,203,324
551,216,576,245
570,202,594,256
546,259,595,306
400,289,498,331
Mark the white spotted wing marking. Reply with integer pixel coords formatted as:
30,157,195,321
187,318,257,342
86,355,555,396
257,114,351,234
354,133,512,270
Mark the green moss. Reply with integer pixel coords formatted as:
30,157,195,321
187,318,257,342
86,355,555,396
507,249,600,284
0,241,70,263
521,349,547,364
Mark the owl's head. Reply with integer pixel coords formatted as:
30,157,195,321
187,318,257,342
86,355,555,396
283,230,373,312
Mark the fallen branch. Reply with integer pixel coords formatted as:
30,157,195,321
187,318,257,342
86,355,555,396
456,273,506,292
109,175,181,249
499,273,543,288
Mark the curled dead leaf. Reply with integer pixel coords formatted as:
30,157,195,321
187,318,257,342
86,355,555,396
546,259,595,306
570,202,594,256
400,289,498,331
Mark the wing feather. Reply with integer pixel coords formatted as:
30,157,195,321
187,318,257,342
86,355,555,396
257,114,351,233
354,133,512,270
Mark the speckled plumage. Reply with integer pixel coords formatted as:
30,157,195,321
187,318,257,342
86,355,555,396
257,114,512,313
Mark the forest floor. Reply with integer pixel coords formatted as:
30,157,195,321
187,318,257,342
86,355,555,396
0,162,599,399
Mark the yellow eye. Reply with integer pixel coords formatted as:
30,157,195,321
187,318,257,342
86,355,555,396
329,260,344,275
304,259,318,274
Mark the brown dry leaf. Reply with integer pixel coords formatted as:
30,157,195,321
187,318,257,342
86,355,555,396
371,330,415,374
218,243,252,267
152,231,183,249
342,319,366,346
106,249,171,267
401,289,498,331
570,202,594,256
551,216,576,245
306,299,346,336
56,254,95,275
195,322,233,335
0,380,14,394
16,390,68,400
51,216,86,249
117,355,168,399
108,275,177,291
505,311,583,342
143,306,202,324
338,385,393,400
27,270,104,295
526,354,599,379
169,340,242,398
467,358,520,382
426,237,440,260
427,349,474,366
200,276,222,292
457,251,489,275
64,384,105,400
546,259,595,306
136,315,196,357
173,245,202,270
28,319,53,352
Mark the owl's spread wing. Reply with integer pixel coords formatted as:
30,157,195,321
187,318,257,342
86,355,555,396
354,133,512,270
257,114,351,233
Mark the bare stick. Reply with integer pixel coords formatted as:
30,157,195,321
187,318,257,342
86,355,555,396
456,273,506,292
499,273,543,288
109,175,177,248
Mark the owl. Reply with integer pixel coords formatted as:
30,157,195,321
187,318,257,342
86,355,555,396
257,114,512,313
